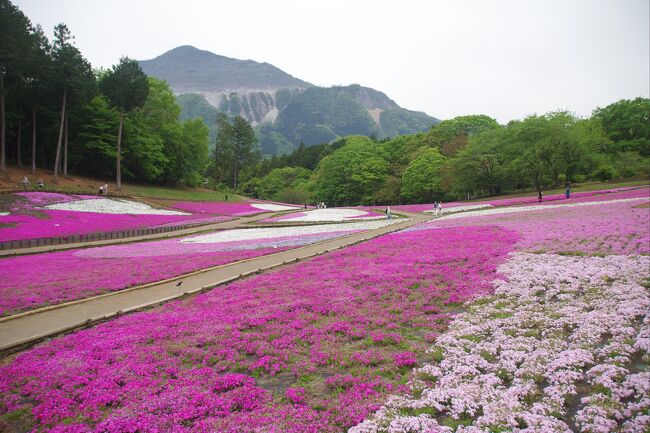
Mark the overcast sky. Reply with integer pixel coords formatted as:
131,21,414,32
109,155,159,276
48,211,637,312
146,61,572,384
14,0,650,123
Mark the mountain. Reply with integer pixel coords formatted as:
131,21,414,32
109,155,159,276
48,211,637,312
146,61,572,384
139,45,311,94
139,46,439,155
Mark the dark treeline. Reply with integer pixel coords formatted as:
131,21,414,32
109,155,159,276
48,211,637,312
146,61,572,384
239,105,649,205
0,1,208,188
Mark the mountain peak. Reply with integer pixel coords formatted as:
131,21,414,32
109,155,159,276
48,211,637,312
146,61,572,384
139,45,311,93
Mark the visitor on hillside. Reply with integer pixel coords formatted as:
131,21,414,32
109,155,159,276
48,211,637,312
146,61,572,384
21,176,30,189
37,179,45,189
538,191,543,203
386,206,392,220
565,184,571,199
438,202,443,215
98,184,105,195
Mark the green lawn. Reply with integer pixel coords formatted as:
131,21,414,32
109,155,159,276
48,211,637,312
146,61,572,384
121,184,245,202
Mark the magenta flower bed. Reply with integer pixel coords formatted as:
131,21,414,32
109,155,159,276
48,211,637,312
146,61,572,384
0,192,233,242
0,223,372,316
170,200,298,216
432,197,650,255
0,211,232,243
0,241,288,317
0,225,517,432
394,186,643,212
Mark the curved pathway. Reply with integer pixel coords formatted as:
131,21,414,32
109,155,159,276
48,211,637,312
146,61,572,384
0,212,429,353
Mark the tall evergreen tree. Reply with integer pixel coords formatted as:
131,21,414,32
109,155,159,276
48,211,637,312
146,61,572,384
0,0,34,177
99,57,148,190
51,23,94,183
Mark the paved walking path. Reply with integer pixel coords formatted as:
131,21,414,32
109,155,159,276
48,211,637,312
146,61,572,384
0,212,276,257
0,212,429,353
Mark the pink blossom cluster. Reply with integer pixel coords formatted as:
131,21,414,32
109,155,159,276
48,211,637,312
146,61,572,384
432,197,649,255
394,186,643,213
350,253,650,433
0,192,233,242
0,224,377,315
169,199,295,216
0,225,517,431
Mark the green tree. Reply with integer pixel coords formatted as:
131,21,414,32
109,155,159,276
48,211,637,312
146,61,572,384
99,56,148,190
231,116,258,190
256,166,312,200
401,148,447,202
314,136,389,205
213,112,233,186
452,127,507,196
509,116,550,197
22,25,51,174
181,118,209,186
593,97,650,156
425,114,499,155
74,95,118,178
51,23,95,182
0,0,37,176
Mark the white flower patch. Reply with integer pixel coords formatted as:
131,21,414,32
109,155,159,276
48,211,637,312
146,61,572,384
436,197,648,221
251,203,300,211
350,253,650,433
0,212,8,217
281,208,384,222
181,219,401,244
46,199,190,215
424,204,492,214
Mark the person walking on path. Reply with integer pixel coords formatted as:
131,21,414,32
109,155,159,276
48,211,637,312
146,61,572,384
386,206,392,220
20,176,30,189
565,184,571,199
438,202,443,215
538,191,543,203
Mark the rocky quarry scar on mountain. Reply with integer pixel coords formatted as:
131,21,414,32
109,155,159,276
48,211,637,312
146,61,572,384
138,45,440,155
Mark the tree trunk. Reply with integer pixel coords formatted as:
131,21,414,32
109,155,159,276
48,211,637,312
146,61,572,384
233,159,238,190
16,117,22,167
0,64,6,177
31,106,36,175
116,112,124,191
63,112,68,177
53,88,67,183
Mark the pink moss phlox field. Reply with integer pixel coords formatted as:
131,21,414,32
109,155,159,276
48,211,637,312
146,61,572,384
0,226,372,315
0,192,234,242
169,199,296,216
432,197,650,255
350,253,650,433
394,186,644,213
0,225,518,432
